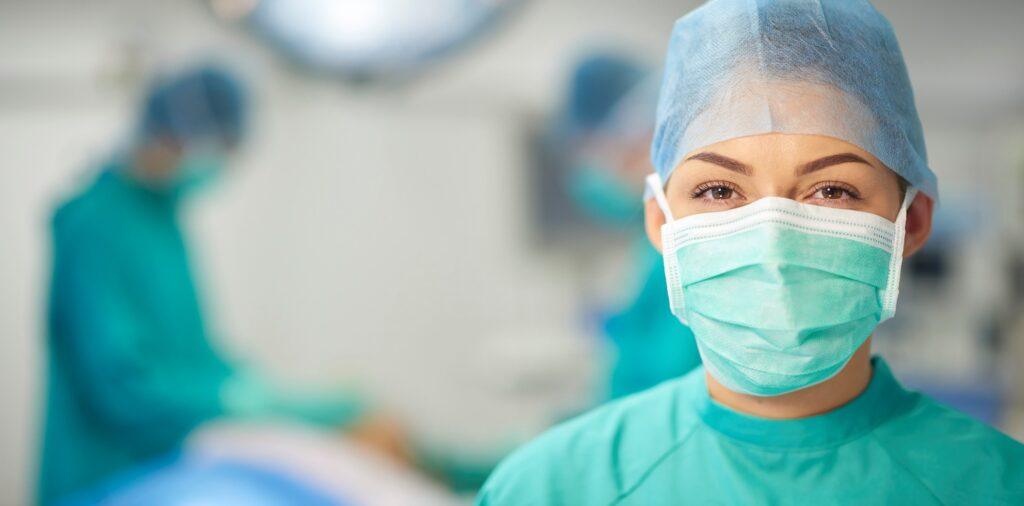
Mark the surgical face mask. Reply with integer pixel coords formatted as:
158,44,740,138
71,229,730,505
568,164,643,227
173,147,226,196
646,174,916,396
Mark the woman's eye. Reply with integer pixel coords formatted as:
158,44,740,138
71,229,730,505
690,181,743,203
694,185,735,200
806,182,863,204
813,185,853,200
710,187,733,199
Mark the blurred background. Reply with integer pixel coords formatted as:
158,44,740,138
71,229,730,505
1,0,1023,504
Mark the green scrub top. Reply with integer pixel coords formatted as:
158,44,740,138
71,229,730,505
39,167,364,505
604,242,700,400
478,357,1024,505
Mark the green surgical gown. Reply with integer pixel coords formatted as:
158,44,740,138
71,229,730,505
605,242,700,399
39,167,364,505
478,357,1024,505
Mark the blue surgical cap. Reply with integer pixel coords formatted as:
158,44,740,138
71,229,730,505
595,73,661,146
651,0,937,200
140,65,249,147
566,53,648,134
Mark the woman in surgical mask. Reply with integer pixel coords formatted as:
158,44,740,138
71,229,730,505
477,1,1024,504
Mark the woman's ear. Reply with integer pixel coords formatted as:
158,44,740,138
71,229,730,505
903,192,935,258
645,198,666,252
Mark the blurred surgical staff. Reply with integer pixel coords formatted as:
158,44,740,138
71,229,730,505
559,53,700,399
38,65,373,505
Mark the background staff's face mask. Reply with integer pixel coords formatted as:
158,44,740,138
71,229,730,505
646,174,916,397
568,163,644,227
171,142,228,197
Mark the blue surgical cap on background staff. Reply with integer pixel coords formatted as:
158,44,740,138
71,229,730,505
565,53,647,136
139,64,249,148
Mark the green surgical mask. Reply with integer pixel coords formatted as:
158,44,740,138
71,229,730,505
173,148,225,196
647,174,915,396
568,164,643,227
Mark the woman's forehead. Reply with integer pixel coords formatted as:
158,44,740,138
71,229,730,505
675,133,901,186
685,133,880,165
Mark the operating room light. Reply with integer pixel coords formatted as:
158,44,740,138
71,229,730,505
232,0,517,79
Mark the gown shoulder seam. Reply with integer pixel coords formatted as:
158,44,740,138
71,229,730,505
866,431,944,503
610,422,702,505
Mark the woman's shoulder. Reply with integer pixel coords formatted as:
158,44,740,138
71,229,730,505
872,391,1024,503
476,369,706,505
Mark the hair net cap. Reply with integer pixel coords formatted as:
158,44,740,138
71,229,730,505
140,64,249,147
596,73,661,145
565,53,648,135
651,0,937,200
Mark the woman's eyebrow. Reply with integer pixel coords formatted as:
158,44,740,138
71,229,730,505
797,153,873,176
685,152,752,175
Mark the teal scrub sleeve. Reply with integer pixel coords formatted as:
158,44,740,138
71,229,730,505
54,233,226,442
219,368,367,428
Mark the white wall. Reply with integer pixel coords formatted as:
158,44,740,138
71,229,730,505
1,0,1023,504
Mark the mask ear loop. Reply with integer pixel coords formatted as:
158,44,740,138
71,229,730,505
645,173,675,223
882,188,918,320
646,172,689,323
